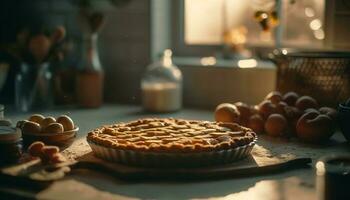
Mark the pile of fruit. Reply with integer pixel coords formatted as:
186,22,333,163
214,91,338,143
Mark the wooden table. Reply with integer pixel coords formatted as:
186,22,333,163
3,104,350,200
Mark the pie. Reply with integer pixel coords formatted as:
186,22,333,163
87,118,256,153
87,118,257,167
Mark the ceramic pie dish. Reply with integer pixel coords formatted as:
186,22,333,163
87,118,257,167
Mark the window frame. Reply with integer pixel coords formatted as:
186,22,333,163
171,0,328,58
171,0,221,57
171,0,280,57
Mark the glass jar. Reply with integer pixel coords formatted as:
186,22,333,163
141,49,183,112
15,63,32,112
15,62,53,112
31,62,54,110
0,126,23,166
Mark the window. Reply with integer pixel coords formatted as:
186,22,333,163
185,0,273,46
173,0,325,56
281,0,325,47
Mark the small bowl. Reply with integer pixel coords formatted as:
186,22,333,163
22,127,79,150
338,104,350,142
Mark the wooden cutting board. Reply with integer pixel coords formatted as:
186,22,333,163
74,152,311,180
0,151,311,188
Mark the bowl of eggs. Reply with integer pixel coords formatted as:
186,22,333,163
17,114,78,150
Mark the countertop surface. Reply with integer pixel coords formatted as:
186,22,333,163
3,104,350,200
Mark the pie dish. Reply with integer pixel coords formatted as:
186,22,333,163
87,118,257,167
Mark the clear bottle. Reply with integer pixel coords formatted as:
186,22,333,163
141,49,183,112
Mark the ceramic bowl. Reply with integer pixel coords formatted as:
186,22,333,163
22,127,79,150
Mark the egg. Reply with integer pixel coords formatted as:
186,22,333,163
40,117,56,129
28,114,45,124
22,121,41,134
16,120,29,129
56,115,74,131
42,123,64,133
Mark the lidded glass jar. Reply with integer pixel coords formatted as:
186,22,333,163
0,126,22,165
141,49,182,112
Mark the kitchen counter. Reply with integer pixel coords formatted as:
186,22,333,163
3,104,350,200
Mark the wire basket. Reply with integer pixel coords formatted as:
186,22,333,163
270,49,350,106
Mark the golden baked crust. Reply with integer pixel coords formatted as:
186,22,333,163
87,118,256,153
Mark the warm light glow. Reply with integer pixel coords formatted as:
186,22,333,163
224,26,248,46
305,7,315,17
314,29,325,40
261,13,268,19
259,31,272,42
238,59,257,68
200,57,217,66
282,49,288,55
316,161,325,176
310,19,322,30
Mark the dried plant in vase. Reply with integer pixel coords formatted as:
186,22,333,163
72,0,131,108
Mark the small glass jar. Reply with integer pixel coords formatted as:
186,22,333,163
15,62,53,112
141,49,183,112
0,126,23,165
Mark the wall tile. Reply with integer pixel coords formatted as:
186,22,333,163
104,67,144,103
0,0,151,104
116,0,150,14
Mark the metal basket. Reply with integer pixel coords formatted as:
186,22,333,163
270,49,350,106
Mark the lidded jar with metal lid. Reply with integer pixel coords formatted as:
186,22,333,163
0,126,23,165
141,49,183,112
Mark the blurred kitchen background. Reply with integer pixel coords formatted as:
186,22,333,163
0,0,349,111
